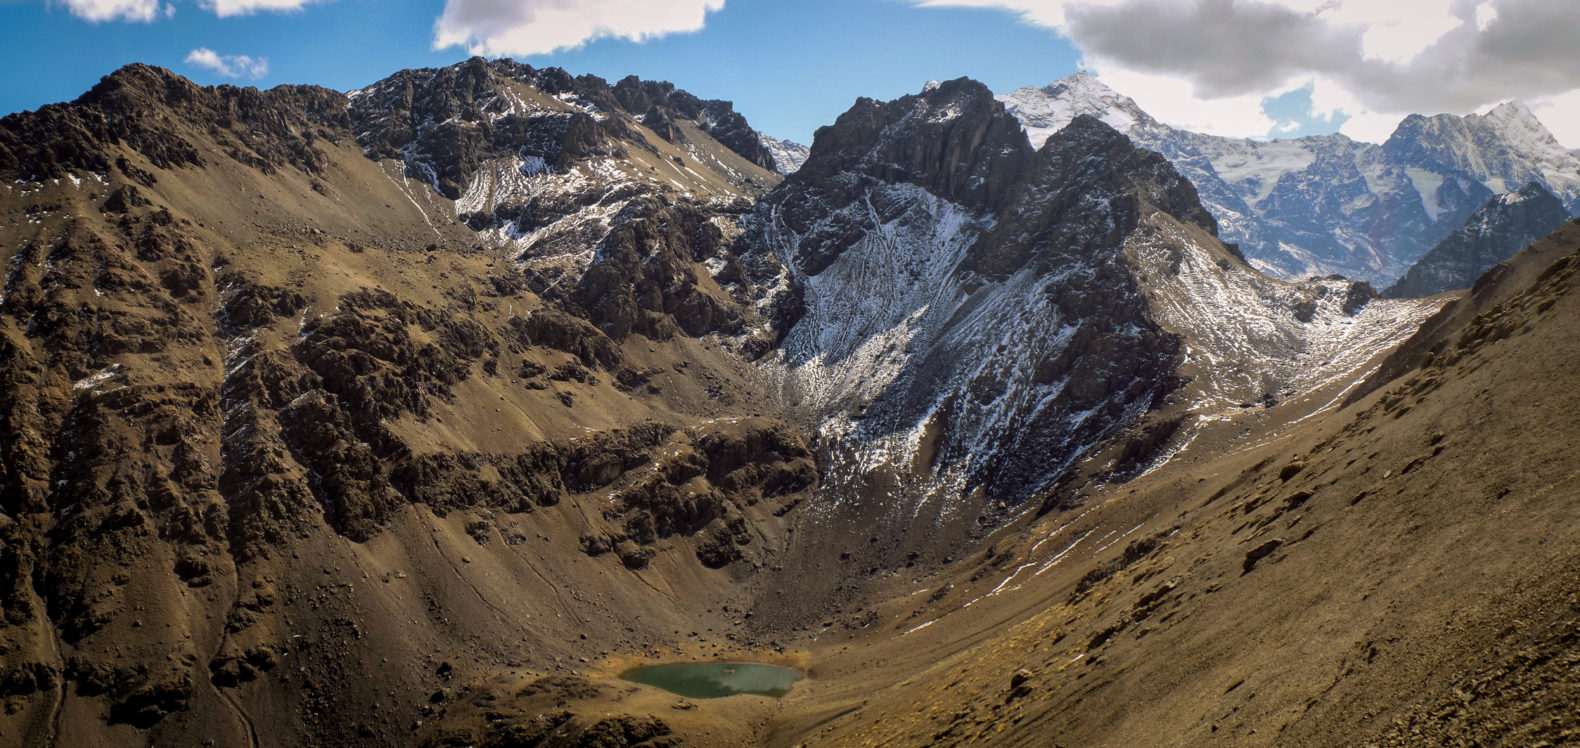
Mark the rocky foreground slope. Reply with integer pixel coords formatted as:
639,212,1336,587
754,212,1580,748
0,61,1571,747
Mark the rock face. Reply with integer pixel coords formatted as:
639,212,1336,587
738,80,1440,544
743,98,1176,513
998,73,1579,285
346,57,785,344
1385,182,1570,298
758,133,810,174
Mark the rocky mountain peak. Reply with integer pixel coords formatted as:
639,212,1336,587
1046,114,1217,234
1030,71,1122,105
79,63,206,109
0,64,348,184
1384,180,1569,298
798,76,1031,212
608,74,776,170
967,113,1217,279
349,57,778,200
1384,101,1580,208
1506,179,1562,203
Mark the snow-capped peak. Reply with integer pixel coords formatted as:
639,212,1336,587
1483,99,1539,126
996,72,1150,148
758,132,809,175
1474,99,1571,157
1407,98,1580,206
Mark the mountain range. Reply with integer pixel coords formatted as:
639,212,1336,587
1384,181,1570,298
0,59,1577,747
1000,73,1580,286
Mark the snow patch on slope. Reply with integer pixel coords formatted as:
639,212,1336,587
1129,213,1445,414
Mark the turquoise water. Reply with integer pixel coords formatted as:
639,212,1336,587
621,662,803,699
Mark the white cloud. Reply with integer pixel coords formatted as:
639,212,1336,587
906,0,1580,145
184,47,270,79
906,0,1122,30
196,0,317,17
1092,68,1280,138
1531,91,1580,150
60,0,312,21
1308,0,1463,64
1304,75,1400,142
433,0,724,57
1475,1,1499,31
59,0,162,22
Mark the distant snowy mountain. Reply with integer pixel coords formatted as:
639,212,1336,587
996,72,1146,147
998,74,1580,286
759,133,809,174
1385,182,1570,298
1384,101,1580,207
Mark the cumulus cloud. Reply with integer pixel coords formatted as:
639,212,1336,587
184,47,270,79
195,0,318,17
58,0,166,22
433,0,724,57
907,0,1580,145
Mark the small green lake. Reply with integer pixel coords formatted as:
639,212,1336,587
620,662,803,699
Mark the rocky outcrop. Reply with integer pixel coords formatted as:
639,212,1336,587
567,196,753,341
793,78,1031,217
611,75,777,171
0,63,349,182
579,419,817,569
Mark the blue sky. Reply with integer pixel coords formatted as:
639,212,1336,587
4,0,1580,147
0,0,1086,145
